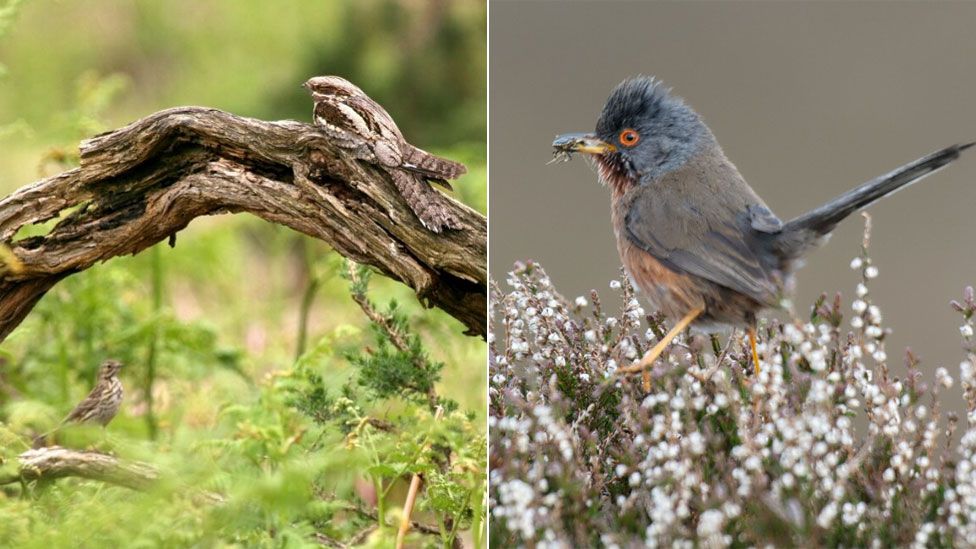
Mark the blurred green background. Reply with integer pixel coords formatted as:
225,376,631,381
0,1,486,546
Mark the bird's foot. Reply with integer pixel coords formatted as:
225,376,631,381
619,338,673,392
618,306,705,391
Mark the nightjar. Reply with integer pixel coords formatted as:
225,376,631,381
303,75,467,233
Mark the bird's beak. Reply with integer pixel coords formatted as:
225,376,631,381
552,132,616,155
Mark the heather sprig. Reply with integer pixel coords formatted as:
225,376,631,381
490,218,975,547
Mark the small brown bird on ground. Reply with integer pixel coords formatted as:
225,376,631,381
33,359,124,447
553,76,972,387
303,75,467,233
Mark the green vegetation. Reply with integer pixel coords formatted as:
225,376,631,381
0,1,486,547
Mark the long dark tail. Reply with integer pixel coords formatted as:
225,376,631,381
777,142,973,256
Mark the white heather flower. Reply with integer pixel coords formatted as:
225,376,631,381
873,350,887,363
784,323,803,344
856,283,869,297
868,305,882,322
850,257,863,269
936,367,954,389
809,350,827,372
865,266,879,279
962,324,974,338
610,280,622,290
697,509,726,542
817,502,838,528
722,502,741,519
960,361,973,382
852,300,868,314
687,432,705,455
782,473,795,488
575,296,588,308
851,317,864,329
629,472,642,487
584,330,597,343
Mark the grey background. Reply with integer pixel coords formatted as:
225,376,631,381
490,2,976,376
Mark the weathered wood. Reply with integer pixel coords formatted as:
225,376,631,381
0,107,486,339
1,446,159,490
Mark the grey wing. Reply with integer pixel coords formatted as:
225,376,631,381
624,189,783,306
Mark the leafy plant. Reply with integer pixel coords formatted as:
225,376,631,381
281,261,485,547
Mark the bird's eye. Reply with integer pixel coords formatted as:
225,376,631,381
619,128,640,147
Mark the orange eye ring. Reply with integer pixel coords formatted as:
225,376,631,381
619,128,640,147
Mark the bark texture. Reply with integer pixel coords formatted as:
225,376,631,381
2,446,158,490
0,107,486,340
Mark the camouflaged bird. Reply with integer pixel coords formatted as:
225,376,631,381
303,76,467,232
32,359,124,447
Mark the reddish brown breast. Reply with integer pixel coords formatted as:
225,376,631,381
611,193,705,321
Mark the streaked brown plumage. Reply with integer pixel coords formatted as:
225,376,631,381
62,359,124,426
33,359,124,447
303,75,467,232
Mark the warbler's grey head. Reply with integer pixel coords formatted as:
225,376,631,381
553,76,708,185
99,359,123,379
303,76,366,101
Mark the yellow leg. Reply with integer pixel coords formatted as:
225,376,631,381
748,326,761,376
619,306,704,388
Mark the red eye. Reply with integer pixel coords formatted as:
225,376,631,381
619,128,640,147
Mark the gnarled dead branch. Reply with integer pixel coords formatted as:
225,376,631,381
0,107,486,340
1,446,158,490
